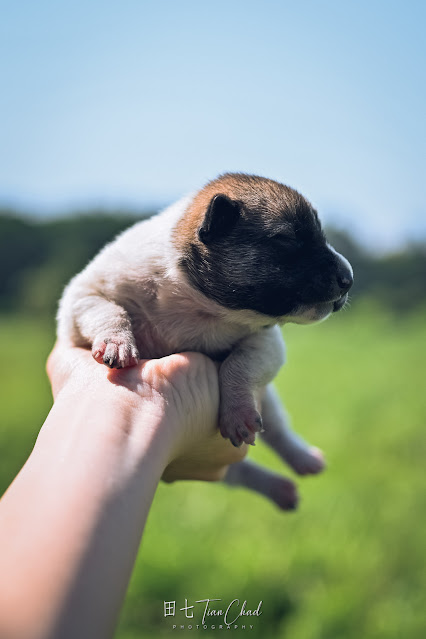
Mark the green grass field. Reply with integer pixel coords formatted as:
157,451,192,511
0,303,425,638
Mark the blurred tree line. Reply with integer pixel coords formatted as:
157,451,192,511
0,209,425,317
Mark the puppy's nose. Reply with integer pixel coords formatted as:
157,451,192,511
336,264,353,292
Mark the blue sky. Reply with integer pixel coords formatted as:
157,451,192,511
1,0,425,251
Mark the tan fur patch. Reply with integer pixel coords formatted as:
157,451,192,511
172,173,311,252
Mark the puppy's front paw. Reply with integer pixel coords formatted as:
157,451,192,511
219,399,263,447
92,335,139,369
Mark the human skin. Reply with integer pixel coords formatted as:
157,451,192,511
0,343,247,639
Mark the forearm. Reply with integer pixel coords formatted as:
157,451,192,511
0,388,171,639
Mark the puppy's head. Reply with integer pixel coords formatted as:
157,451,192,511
174,173,353,324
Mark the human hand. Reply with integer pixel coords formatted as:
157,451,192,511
0,341,248,639
47,342,248,482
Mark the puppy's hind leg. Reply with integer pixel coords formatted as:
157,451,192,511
224,459,299,511
260,384,325,476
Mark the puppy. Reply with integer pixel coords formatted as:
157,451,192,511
57,173,353,510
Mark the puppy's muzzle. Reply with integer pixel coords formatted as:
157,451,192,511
333,293,349,312
332,255,353,312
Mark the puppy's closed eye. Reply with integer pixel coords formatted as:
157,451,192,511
271,233,300,249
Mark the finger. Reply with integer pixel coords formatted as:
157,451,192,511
162,465,229,483
161,428,249,482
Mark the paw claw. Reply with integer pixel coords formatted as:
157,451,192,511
92,334,139,369
220,399,262,447
229,435,243,448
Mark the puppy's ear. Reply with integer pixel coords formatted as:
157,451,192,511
198,194,241,244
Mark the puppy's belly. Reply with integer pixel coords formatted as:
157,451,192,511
132,320,231,362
